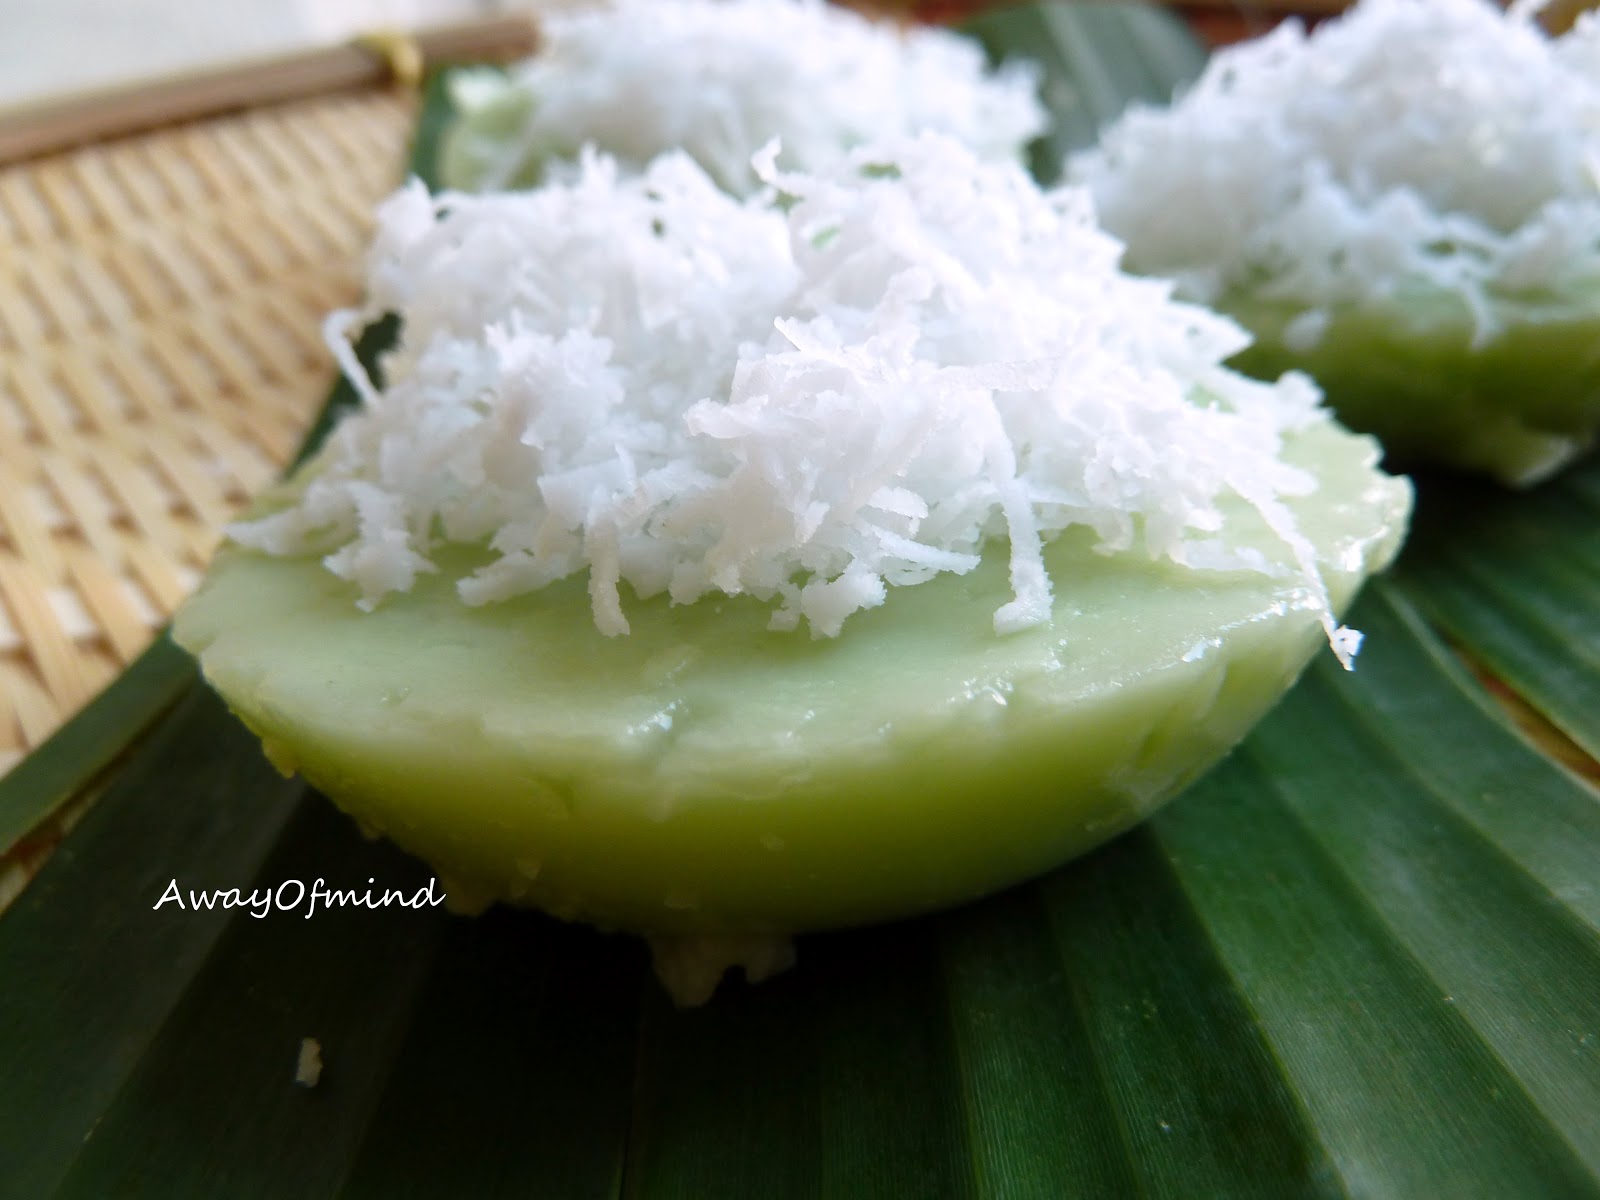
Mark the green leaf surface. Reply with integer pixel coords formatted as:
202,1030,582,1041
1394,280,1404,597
1393,460,1600,760
0,635,192,860
0,689,307,1197
965,0,1206,179
2,7,1599,1199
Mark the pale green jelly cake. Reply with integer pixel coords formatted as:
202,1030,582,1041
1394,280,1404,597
437,0,1043,196
175,419,1407,941
1073,0,1600,486
175,131,1412,1000
1222,287,1600,486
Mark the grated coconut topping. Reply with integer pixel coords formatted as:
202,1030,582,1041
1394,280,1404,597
232,135,1363,664
442,0,1045,195
1071,0,1600,340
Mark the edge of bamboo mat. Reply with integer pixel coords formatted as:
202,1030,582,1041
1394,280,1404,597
0,14,537,168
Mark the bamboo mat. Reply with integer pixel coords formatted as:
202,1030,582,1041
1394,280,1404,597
0,88,415,778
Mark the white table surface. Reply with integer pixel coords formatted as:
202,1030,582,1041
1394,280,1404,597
0,0,521,109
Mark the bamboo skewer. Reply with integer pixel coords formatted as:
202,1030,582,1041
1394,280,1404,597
0,14,539,169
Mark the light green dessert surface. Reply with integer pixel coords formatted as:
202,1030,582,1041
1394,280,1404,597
1223,286,1600,486
175,420,1409,935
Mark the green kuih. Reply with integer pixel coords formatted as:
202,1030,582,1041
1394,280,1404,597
1221,288,1600,487
176,112,1410,1001
437,0,1045,196
1072,0,1600,486
174,420,1405,947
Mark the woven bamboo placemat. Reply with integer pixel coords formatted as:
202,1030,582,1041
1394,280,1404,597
0,89,414,778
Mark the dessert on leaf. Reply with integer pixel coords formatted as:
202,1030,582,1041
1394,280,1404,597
1072,0,1600,486
439,0,1045,195
175,134,1409,1004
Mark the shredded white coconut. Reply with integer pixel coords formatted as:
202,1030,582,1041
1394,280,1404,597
649,933,797,1007
441,0,1045,195
294,1038,323,1088
233,134,1362,664
1070,0,1600,341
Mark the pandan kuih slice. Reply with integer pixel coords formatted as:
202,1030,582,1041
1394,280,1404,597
1071,0,1600,486
173,419,1406,999
173,133,1411,1000
436,0,1044,195
1220,286,1600,487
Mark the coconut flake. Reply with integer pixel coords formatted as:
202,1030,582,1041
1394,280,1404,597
1071,0,1600,335
294,1038,323,1088
233,134,1356,653
442,0,1045,195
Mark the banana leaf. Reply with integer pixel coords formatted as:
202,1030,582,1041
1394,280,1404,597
3,7,1598,1198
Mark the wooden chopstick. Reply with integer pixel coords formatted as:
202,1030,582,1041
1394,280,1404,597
0,14,539,169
